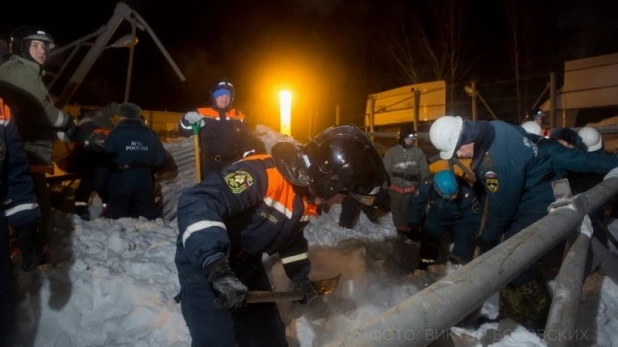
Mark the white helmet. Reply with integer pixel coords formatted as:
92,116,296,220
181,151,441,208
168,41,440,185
578,127,602,152
430,115,463,160
521,121,542,136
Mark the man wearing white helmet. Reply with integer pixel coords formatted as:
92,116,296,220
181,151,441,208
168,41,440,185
521,121,542,136
578,126,603,153
430,115,556,329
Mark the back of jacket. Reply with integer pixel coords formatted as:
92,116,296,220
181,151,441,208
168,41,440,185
105,119,167,193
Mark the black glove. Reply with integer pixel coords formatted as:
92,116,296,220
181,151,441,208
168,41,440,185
293,277,318,305
405,224,421,242
16,221,43,272
206,258,248,311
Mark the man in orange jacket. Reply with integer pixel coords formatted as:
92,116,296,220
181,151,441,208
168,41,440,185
178,79,255,178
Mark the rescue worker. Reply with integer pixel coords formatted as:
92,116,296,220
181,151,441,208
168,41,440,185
0,95,42,346
522,123,618,248
0,26,77,238
407,170,481,265
178,79,255,178
104,103,166,220
175,125,388,346
578,126,604,154
521,122,618,182
383,126,429,233
72,108,115,220
523,108,549,136
549,127,585,150
430,115,556,329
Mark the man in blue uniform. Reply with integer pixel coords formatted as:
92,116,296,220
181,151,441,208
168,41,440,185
178,79,255,178
522,122,618,248
72,108,115,220
407,170,481,264
0,94,42,346
430,115,556,328
521,122,618,182
175,125,388,346
105,103,167,220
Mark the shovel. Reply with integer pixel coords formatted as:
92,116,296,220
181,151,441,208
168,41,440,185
192,124,201,183
246,274,342,304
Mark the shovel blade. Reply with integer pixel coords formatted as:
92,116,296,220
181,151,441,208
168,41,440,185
311,273,342,295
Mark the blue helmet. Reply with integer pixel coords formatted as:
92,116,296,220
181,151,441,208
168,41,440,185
433,170,459,199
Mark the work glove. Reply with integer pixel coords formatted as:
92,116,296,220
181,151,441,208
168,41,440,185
15,221,43,272
604,167,618,181
57,115,78,142
206,258,248,311
293,277,318,305
183,111,203,125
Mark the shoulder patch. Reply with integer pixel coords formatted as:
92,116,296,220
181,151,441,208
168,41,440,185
224,170,254,194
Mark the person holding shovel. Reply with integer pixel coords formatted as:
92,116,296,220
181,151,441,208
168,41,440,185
174,125,388,346
177,79,255,179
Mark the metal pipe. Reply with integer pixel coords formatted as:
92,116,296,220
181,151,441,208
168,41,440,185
325,178,618,347
550,72,557,128
124,17,137,102
477,93,498,120
131,10,186,82
544,229,590,347
56,2,129,107
48,27,104,59
471,80,477,121
48,44,82,90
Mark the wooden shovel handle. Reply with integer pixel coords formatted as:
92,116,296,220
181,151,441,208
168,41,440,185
245,290,305,304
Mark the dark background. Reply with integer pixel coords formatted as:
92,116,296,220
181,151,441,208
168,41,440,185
2,0,617,139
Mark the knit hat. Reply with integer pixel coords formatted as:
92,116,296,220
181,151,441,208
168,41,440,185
118,102,141,119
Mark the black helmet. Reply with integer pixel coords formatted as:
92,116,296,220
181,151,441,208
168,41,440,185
399,126,417,148
301,125,387,203
210,78,235,111
9,26,55,64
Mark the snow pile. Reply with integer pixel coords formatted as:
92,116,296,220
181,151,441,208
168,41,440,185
7,124,618,346
11,214,189,347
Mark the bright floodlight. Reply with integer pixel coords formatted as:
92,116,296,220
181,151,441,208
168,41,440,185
279,90,292,136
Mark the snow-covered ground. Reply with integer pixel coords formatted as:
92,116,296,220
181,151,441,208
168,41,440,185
7,126,618,346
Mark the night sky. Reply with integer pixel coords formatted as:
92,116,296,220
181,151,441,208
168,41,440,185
2,0,617,134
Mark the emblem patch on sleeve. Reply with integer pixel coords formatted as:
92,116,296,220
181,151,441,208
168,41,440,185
224,170,254,194
484,171,499,193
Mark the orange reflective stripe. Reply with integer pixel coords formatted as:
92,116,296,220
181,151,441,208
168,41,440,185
92,128,111,136
264,166,296,217
0,97,11,122
242,155,318,219
197,107,245,121
302,201,318,219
